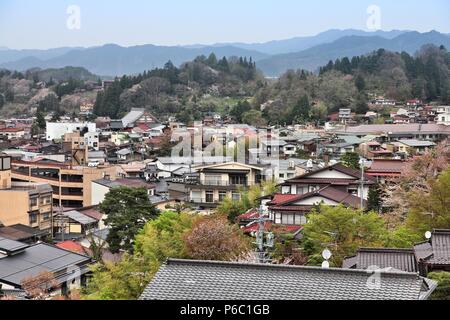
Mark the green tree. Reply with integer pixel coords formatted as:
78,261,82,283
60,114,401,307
355,74,366,92
302,206,387,267
241,110,267,127
367,184,382,213
340,152,360,170
230,100,251,122
101,187,159,253
35,110,46,131
291,95,311,124
428,272,450,300
406,168,450,235
84,211,194,300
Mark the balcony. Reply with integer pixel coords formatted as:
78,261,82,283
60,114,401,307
190,198,219,205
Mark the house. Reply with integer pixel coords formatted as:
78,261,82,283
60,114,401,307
280,163,375,200
359,141,393,159
46,122,96,141
343,248,419,273
91,178,156,206
0,127,26,139
342,229,450,277
0,224,49,243
338,108,353,123
139,259,436,300
52,210,98,241
394,140,436,155
188,162,269,209
365,159,407,182
120,108,159,129
0,237,92,295
414,229,450,276
268,186,366,226
334,124,450,142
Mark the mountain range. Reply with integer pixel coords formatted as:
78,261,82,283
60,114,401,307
1,29,449,77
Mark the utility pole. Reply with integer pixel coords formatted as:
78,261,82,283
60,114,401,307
254,205,274,264
360,158,365,210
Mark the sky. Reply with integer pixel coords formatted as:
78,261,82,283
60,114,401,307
1,0,450,49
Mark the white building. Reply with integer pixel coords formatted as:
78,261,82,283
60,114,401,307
46,122,96,141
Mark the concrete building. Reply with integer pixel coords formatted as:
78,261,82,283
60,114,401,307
0,155,53,233
46,122,96,141
11,160,118,208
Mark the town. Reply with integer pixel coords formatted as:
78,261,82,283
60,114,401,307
1,1,450,303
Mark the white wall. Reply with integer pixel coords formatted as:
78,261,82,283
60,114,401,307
91,182,111,206
46,122,96,141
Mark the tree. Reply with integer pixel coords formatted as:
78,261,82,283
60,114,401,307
367,184,383,213
241,110,267,127
340,152,360,170
85,211,194,300
35,109,46,131
406,168,450,235
428,272,450,300
101,187,159,253
21,271,58,300
291,95,311,124
302,206,387,267
355,74,366,92
382,142,450,228
183,216,251,261
230,100,251,122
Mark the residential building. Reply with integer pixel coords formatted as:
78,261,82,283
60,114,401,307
0,237,92,295
280,163,375,200
338,108,352,124
392,139,436,155
0,155,53,233
0,127,26,139
414,229,450,276
139,259,436,300
334,124,450,142
91,178,156,206
188,162,268,209
46,122,96,141
11,160,118,208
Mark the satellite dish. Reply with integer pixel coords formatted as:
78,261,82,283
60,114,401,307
425,231,432,240
322,249,332,260
321,261,330,269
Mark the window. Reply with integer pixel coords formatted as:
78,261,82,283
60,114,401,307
205,191,214,203
229,175,247,186
218,191,227,202
29,214,38,225
42,213,50,221
30,198,38,207
232,192,241,201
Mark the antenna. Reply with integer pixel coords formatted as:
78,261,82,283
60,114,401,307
321,248,332,269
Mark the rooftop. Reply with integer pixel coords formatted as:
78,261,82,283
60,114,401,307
139,259,436,300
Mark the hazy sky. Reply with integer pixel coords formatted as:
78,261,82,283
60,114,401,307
1,0,450,49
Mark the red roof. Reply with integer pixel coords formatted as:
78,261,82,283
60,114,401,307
269,194,301,206
56,241,87,255
237,209,259,220
0,127,25,132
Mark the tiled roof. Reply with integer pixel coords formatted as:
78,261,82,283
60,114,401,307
343,248,418,273
336,124,450,134
367,159,407,174
414,230,450,265
269,186,365,210
139,259,436,300
56,241,87,255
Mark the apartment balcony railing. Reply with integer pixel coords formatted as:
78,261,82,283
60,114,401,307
199,180,252,187
190,198,219,204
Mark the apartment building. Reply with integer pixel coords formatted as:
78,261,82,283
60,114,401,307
0,155,53,233
188,162,268,209
10,160,118,208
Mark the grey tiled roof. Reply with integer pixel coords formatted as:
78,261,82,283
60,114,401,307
414,230,450,265
342,248,418,273
139,259,436,300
